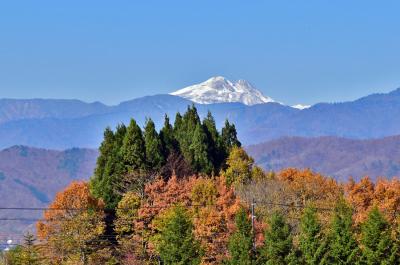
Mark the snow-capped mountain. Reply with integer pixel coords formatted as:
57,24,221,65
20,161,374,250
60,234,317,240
170,76,275,106
291,104,311,110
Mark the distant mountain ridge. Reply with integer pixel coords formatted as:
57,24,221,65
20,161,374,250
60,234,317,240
0,98,109,125
0,85,399,149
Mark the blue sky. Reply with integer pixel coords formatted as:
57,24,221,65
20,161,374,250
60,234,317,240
0,1,399,105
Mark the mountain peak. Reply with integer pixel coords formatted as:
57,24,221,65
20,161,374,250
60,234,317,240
170,76,274,105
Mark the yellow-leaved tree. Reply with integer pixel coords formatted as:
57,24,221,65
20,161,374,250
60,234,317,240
222,146,265,186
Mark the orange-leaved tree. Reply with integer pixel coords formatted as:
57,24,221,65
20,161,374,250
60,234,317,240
131,175,195,262
346,176,400,225
36,181,105,264
126,175,242,264
190,176,243,264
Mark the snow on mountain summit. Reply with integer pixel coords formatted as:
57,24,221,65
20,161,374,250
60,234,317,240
170,76,275,105
291,104,311,110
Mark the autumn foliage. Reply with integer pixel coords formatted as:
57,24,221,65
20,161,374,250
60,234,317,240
346,176,400,224
36,181,106,264
120,175,242,264
32,159,400,265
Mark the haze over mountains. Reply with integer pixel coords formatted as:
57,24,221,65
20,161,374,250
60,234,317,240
0,77,400,150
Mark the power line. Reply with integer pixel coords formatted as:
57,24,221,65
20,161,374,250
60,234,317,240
0,200,334,211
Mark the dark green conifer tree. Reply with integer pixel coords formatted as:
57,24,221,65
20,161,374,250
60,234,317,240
173,112,183,133
160,114,178,157
143,118,164,171
326,200,360,264
221,119,241,157
182,105,201,133
360,207,396,264
90,124,129,208
226,207,254,265
299,206,328,264
260,211,294,265
90,127,115,200
121,119,146,171
189,123,213,174
177,105,201,166
110,123,128,186
202,111,219,144
158,205,203,265
96,124,127,209
202,111,222,170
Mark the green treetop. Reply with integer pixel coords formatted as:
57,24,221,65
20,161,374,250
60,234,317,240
121,119,146,171
226,207,255,265
299,206,328,264
143,118,164,171
326,199,360,264
360,207,397,265
189,123,214,175
157,205,203,265
91,124,127,209
159,114,178,157
221,119,241,154
261,211,294,265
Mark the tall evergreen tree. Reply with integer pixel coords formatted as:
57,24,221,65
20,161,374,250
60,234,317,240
173,112,183,134
90,125,128,208
109,123,128,193
221,119,241,157
160,114,178,157
91,127,115,198
260,211,294,265
299,206,328,264
143,118,164,171
114,123,127,144
177,105,201,167
92,124,127,209
95,127,115,177
158,205,203,265
113,123,128,175
182,105,201,133
226,207,254,265
202,111,221,169
326,200,360,264
190,123,214,174
203,111,219,145
121,119,146,171
360,207,396,264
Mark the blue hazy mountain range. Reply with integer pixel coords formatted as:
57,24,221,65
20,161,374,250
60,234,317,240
0,88,399,149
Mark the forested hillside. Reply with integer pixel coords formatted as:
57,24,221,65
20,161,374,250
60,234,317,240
4,108,400,264
0,146,97,236
247,135,400,181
